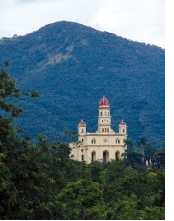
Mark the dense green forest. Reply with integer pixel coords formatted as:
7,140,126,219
0,66,165,220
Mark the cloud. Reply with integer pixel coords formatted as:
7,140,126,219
0,0,164,47
88,0,164,47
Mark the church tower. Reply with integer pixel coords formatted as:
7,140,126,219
97,96,112,133
78,120,86,142
119,120,127,138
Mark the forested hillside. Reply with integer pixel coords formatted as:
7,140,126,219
0,66,165,220
0,21,165,145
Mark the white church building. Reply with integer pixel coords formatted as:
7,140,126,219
69,96,128,163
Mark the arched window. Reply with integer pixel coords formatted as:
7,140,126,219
102,128,104,132
115,151,120,160
91,138,96,144
81,128,84,133
122,129,125,133
81,154,84,161
103,150,109,163
91,151,96,162
100,111,103,116
116,138,120,144
81,138,84,143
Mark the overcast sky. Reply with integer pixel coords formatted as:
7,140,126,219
0,0,164,48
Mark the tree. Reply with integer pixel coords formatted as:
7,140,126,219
56,179,107,219
123,139,145,168
0,66,21,117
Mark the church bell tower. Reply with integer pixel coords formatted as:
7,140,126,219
97,96,112,133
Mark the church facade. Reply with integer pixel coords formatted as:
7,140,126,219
69,96,128,164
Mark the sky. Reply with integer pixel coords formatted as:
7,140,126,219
0,0,165,48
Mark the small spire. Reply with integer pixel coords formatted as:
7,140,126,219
79,119,86,126
120,120,126,125
99,96,110,107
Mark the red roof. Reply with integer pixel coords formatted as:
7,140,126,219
99,96,110,107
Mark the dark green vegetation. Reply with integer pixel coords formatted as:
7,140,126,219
0,67,165,219
0,21,164,145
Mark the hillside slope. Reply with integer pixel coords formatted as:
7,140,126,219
0,21,165,145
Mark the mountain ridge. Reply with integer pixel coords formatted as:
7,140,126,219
0,21,165,145
1,21,164,50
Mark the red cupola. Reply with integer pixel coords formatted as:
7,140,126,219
99,96,110,107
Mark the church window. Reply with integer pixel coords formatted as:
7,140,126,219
100,111,103,116
116,139,120,144
103,150,109,163
91,151,96,162
115,151,120,160
81,128,84,133
122,129,125,133
70,154,74,158
81,138,84,143
91,138,96,144
102,128,104,132
81,155,84,161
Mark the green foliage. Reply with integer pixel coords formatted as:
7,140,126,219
0,68,165,219
56,179,107,219
0,68,22,117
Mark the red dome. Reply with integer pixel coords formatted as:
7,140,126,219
99,96,110,107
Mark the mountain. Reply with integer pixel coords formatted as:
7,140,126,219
0,21,165,145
